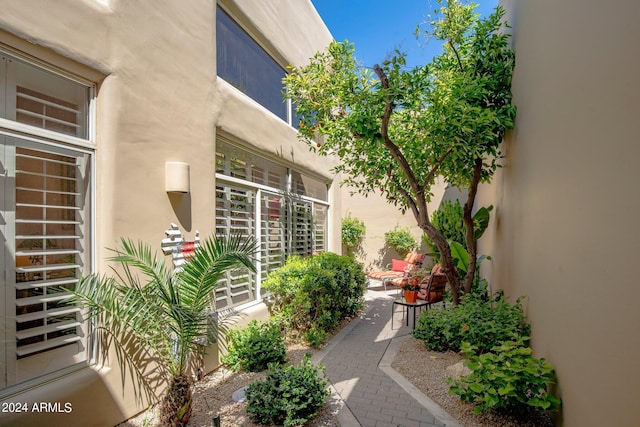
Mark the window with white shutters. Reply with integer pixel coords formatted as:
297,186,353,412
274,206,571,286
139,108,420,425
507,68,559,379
215,140,329,309
0,50,93,391
313,205,327,254
14,146,88,357
215,184,256,309
260,193,286,282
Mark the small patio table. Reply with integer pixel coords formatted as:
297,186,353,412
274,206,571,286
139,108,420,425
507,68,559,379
392,298,429,330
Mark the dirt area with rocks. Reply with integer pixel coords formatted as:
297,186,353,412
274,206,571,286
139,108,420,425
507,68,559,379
391,337,555,427
119,321,555,427
118,343,339,427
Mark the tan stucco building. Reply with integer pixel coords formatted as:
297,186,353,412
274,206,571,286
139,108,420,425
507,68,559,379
2,0,639,426
0,1,336,425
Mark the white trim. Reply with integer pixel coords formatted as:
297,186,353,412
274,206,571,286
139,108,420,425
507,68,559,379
0,119,96,150
216,172,329,206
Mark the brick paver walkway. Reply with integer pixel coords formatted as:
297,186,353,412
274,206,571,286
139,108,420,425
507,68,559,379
312,287,462,427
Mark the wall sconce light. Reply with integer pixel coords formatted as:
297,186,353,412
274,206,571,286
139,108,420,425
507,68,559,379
165,162,190,193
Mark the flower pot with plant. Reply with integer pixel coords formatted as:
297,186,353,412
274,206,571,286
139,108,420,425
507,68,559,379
402,276,421,303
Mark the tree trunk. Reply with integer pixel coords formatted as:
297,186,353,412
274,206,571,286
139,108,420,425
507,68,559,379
419,222,461,305
160,374,193,427
462,158,483,295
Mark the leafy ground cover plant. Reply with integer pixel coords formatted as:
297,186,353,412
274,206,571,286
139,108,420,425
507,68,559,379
222,320,286,372
245,356,329,427
262,252,366,347
412,292,530,353
449,340,561,414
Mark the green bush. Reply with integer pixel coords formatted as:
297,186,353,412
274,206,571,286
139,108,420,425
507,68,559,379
424,200,466,251
449,340,561,414
262,252,366,347
412,292,530,353
341,216,366,255
222,320,286,372
384,227,418,257
245,356,329,427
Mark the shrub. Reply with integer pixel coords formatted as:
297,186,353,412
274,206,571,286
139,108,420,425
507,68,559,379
423,200,466,252
262,252,366,347
245,356,329,427
341,215,366,255
412,292,530,353
384,227,418,257
449,340,561,414
222,320,286,372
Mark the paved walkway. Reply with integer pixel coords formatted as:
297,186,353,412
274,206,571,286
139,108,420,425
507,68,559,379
311,286,462,427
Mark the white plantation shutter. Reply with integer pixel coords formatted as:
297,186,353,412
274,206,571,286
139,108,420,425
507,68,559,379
14,146,88,358
260,193,286,281
16,86,84,137
215,183,256,309
291,200,313,257
214,141,329,309
313,205,327,254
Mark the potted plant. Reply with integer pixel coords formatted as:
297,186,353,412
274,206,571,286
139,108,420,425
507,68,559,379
384,226,418,258
402,277,421,303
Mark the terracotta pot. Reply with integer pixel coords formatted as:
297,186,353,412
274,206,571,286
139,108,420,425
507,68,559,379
404,290,418,303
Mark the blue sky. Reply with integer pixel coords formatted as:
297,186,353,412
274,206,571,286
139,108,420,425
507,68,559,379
311,0,499,69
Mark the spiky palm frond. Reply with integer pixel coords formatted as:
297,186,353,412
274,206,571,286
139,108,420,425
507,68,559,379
69,233,258,385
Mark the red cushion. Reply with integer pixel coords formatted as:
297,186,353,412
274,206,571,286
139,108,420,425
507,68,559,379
391,259,410,272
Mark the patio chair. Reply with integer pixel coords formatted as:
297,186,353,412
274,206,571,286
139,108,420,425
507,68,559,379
416,267,448,309
387,263,442,294
366,252,424,290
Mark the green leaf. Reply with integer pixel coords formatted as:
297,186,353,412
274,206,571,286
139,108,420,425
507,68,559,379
473,205,493,240
469,383,483,393
450,240,469,273
498,385,515,396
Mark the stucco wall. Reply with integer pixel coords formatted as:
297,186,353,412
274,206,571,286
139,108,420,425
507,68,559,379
0,1,336,425
340,177,449,271
478,1,640,425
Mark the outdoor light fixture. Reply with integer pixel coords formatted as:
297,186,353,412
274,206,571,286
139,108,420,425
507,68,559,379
165,161,190,193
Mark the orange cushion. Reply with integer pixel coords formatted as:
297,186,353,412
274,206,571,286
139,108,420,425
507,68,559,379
417,291,443,302
405,253,425,264
391,259,410,272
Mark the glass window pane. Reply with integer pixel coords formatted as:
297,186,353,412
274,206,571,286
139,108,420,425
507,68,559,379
216,7,287,121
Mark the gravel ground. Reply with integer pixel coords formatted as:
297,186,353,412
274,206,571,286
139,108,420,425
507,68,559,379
118,343,339,427
119,320,555,427
391,337,555,427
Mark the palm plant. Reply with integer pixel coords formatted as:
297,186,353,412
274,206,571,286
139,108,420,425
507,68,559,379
70,234,257,426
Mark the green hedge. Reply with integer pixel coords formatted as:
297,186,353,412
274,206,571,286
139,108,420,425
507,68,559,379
262,252,366,347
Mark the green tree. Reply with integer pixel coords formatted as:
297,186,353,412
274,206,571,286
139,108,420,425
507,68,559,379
284,0,515,304
69,235,257,426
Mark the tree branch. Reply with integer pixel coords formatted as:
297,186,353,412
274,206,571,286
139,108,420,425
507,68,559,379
373,64,429,224
424,147,454,190
445,7,464,72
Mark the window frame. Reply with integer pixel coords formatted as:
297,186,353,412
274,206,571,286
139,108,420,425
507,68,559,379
215,5,299,128
0,48,96,396
214,140,329,310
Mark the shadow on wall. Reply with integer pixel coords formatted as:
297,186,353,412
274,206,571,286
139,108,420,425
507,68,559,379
168,192,192,231
441,185,467,205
